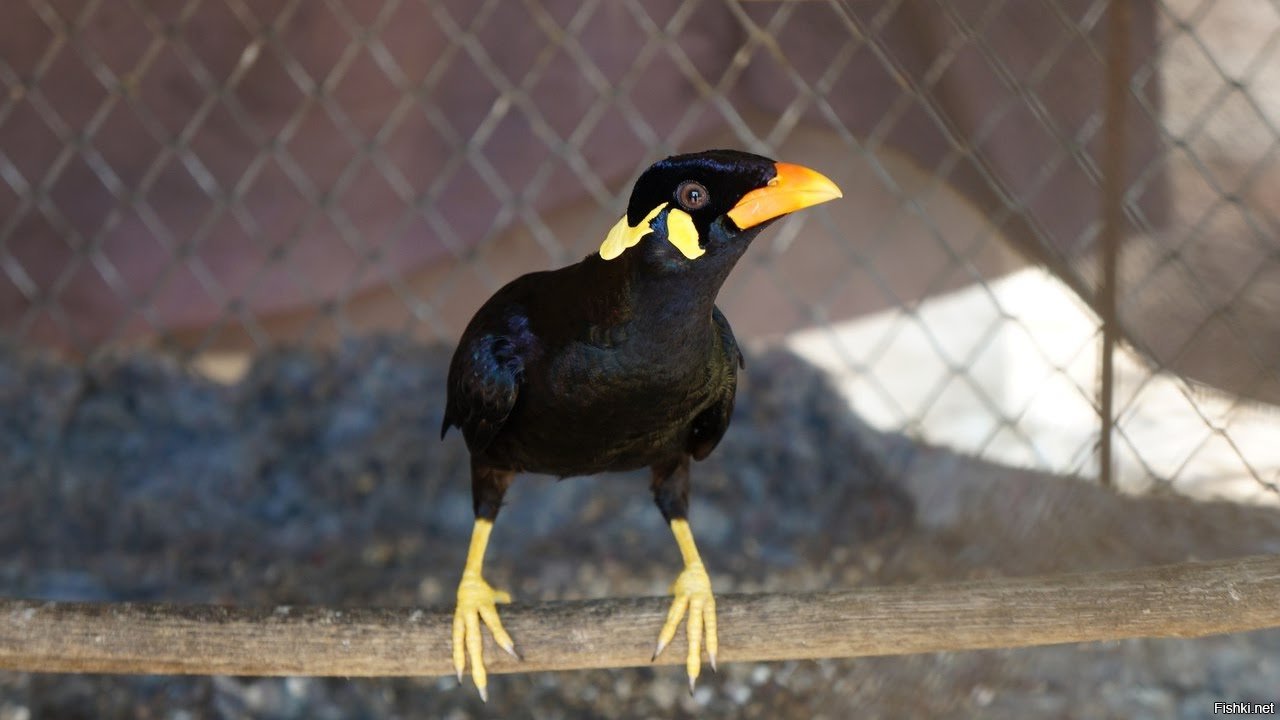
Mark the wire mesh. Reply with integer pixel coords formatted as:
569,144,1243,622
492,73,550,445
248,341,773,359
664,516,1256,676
3,0,1280,504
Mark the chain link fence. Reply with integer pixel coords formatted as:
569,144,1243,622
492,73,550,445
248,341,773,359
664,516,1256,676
3,0,1280,504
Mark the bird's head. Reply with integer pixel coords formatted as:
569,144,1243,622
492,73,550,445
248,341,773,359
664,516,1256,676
599,149,842,272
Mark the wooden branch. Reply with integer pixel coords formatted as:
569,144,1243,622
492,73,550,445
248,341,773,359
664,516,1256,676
3,555,1280,676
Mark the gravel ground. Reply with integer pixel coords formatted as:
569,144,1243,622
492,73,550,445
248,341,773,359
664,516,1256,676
1,337,1278,719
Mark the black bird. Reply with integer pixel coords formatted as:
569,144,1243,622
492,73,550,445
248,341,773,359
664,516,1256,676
440,149,841,700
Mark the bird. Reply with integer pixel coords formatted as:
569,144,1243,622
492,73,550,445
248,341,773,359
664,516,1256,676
440,148,842,701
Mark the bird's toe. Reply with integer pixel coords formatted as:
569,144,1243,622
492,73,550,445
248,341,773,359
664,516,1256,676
452,574,516,701
653,561,717,689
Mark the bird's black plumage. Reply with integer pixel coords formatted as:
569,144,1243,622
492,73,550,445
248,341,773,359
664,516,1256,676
441,150,774,514
440,149,841,697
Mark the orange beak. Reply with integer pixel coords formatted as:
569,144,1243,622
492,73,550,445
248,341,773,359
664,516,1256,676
726,162,843,230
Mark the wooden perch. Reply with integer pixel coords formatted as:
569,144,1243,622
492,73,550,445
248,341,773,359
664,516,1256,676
3,554,1280,677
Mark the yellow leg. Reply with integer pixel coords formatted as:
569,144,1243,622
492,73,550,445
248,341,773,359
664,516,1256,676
451,518,517,702
652,518,718,691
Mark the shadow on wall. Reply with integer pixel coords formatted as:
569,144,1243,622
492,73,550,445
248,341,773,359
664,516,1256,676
1,1,1155,348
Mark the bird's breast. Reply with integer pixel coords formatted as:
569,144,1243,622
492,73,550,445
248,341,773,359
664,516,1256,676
483,331,728,475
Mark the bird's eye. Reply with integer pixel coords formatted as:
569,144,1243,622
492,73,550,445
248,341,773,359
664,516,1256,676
676,181,709,211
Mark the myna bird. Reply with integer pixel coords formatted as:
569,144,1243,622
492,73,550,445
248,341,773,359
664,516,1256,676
440,149,842,700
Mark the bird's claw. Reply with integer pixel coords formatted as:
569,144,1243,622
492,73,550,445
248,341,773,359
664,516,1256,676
652,561,718,689
451,573,516,702
651,637,668,662
498,637,521,660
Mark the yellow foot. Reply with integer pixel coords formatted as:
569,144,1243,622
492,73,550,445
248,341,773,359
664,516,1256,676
451,573,517,702
652,561,718,692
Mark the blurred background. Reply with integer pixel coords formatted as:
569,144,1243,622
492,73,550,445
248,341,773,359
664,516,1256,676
4,0,1280,717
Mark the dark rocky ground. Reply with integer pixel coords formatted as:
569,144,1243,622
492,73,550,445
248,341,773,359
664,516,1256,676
1,337,1278,719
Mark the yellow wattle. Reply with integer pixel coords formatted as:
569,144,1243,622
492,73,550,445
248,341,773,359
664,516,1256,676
599,204,665,260
664,208,704,260
599,204,704,260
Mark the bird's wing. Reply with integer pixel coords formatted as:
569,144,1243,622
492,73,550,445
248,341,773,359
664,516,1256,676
687,306,742,461
714,304,745,371
441,331,525,453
